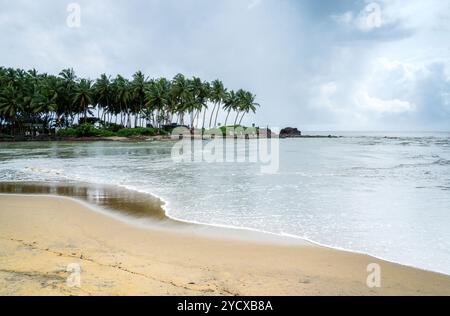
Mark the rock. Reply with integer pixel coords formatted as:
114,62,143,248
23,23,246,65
280,127,302,138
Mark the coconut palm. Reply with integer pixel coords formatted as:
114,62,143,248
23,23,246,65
94,74,111,123
112,75,131,127
0,67,259,137
73,79,94,122
171,74,191,126
145,78,170,127
238,91,259,126
223,90,238,127
0,85,20,120
209,79,227,128
131,71,147,127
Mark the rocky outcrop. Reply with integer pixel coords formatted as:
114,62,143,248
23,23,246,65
279,127,302,138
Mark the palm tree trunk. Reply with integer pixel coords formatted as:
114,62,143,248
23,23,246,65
234,112,240,126
209,103,217,128
238,112,246,126
194,110,200,128
180,112,185,126
190,111,194,129
224,110,231,126
213,102,221,127
202,109,207,136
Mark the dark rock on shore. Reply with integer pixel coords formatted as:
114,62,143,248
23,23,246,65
279,127,302,138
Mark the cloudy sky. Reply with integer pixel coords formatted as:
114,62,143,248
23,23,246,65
1,0,449,131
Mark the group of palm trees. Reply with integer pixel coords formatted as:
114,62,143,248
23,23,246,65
0,67,259,136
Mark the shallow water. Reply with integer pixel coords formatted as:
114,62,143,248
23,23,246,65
1,131,449,274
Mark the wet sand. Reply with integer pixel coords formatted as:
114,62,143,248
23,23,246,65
0,184,450,295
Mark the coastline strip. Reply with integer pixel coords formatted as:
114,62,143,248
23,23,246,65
1,193,450,295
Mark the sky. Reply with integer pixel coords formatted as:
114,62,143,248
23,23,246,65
1,0,449,131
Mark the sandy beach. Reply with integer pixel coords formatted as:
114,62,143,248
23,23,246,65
0,194,449,296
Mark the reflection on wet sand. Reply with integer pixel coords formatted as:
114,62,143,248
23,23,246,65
0,182,168,221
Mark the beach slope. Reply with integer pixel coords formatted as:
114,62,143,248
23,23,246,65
1,195,449,296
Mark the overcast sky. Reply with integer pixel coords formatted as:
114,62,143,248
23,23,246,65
1,0,449,131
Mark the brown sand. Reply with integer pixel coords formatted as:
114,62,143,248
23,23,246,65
0,194,449,296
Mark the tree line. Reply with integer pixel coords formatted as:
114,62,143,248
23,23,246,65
0,67,259,136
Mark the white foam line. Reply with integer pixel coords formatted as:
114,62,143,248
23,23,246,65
116,184,450,276
2,181,449,277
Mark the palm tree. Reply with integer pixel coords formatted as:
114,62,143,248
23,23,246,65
223,90,238,127
188,77,206,129
209,79,226,128
145,78,169,128
58,68,77,126
94,74,111,124
238,91,259,126
113,75,131,127
131,71,147,127
171,74,191,126
0,85,20,120
0,67,260,137
200,81,211,131
73,79,94,122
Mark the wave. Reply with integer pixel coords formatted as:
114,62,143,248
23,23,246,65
433,158,450,166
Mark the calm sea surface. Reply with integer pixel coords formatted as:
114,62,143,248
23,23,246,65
1,131,449,274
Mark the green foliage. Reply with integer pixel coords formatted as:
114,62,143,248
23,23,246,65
101,122,123,132
0,66,259,138
56,124,168,138
117,127,159,137
56,128,78,137
57,124,115,138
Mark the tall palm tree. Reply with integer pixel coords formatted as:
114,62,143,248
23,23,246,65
200,81,211,131
223,90,238,127
238,91,259,126
189,77,206,129
145,78,169,128
171,74,191,126
0,85,20,120
0,67,260,137
94,74,111,123
113,75,131,127
233,89,244,126
131,71,147,127
58,68,77,126
73,79,94,122
209,79,226,128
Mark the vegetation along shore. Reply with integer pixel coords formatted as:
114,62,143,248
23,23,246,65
0,67,259,140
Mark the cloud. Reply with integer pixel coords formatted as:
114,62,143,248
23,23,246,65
248,0,262,10
332,2,383,32
355,90,415,114
0,0,449,130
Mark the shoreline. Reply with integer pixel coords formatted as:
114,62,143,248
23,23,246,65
0,134,341,143
1,183,450,295
2,181,450,277
0,182,311,246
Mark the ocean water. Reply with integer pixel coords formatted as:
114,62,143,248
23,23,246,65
0,132,449,274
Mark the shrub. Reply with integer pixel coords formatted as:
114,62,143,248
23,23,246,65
95,129,116,137
56,128,78,137
57,124,115,137
75,123,98,137
117,127,156,137
56,125,167,138
101,122,124,133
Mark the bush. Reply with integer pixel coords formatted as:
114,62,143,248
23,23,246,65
57,124,115,137
117,127,157,137
56,125,167,138
76,123,98,137
101,122,124,133
96,129,116,137
56,128,78,137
